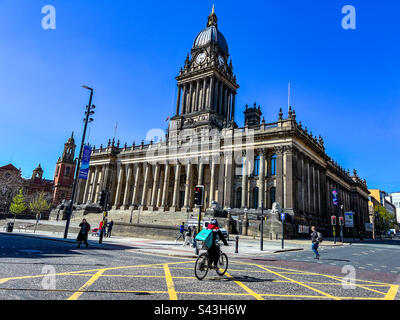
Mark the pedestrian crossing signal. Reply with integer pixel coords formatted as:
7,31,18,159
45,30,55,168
194,185,204,206
331,216,337,226
339,217,344,226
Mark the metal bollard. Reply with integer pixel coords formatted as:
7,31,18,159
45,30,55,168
235,236,239,254
270,233,272,240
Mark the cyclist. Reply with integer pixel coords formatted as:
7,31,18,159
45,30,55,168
206,219,228,269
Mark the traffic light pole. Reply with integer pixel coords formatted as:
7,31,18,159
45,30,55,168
260,200,264,251
99,191,109,244
64,87,94,239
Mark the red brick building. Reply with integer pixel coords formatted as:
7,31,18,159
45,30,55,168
53,132,77,204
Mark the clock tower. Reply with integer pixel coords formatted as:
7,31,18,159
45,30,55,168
169,6,239,135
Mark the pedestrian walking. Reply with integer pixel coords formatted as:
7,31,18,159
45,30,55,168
77,219,91,248
107,220,114,238
175,222,186,243
97,220,103,236
311,226,322,260
192,226,197,248
183,226,193,247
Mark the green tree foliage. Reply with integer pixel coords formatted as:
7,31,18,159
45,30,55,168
29,192,50,215
9,188,27,215
374,205,397,231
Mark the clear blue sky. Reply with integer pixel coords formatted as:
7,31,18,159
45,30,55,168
0,0,399,192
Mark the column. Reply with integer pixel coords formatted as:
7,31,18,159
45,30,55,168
182,84,187,115
183,163,192,212
195,81,200,112
156,166,165,208
188,82,193,114
130,164,141,209
112,165,125,209
209,77,215,111
218,82,223,114
224,155,234,209
284,146,295,210
258,149,265,209
223,86,228,119
275,146,284,206
231,92,236,122
90,166,99,202
241,156,248,208
171,163,181,212
198,162,204,185
226,90,231,124
209,161,217,208
140,163,150,209
123,164,133,209
202,78,207,111
175,85,181,116
160,164,171,211
82,167,93,203
149,164,160,211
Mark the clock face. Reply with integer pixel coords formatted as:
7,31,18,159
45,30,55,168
196,53,206,64
218,55,225,66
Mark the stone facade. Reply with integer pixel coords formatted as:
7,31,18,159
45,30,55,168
75,9,370,235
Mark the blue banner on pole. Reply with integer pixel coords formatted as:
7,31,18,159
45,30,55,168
78,145,92,180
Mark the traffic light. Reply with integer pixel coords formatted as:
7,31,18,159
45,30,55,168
339,217,344,226
98,190,110,210
194,185,204,206
331,216,337,226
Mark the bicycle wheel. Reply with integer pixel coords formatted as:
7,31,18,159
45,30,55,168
216,253,228,276
194,253,209,280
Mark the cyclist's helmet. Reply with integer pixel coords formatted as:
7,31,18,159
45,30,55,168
210,219,219,226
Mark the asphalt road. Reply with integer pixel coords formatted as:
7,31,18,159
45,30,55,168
0,233,399,300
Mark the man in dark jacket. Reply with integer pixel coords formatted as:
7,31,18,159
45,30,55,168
77,219,91,248
311,226,321,259
206,219,229,269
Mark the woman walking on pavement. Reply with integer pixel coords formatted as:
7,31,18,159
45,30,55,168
77,219,91,248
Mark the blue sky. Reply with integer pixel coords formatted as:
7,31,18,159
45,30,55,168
0,0,399,192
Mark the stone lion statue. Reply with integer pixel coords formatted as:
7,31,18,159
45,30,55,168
271,202,282,215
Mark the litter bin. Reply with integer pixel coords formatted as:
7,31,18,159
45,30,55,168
6,222,14,232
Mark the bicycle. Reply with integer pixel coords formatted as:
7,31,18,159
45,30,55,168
194,242,229,280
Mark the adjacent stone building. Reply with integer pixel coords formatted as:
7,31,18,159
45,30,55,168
75,8,370,235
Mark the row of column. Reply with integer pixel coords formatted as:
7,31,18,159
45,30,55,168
80,159,237,211
176,76,236,123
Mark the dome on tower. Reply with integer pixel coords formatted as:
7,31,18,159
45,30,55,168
193,26,228,53
193,5,228,54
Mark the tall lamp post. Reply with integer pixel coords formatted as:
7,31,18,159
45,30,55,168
63,86,95,239
260,200,264,251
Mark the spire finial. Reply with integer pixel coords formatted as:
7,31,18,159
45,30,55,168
212,4,215,14
207,4,218,27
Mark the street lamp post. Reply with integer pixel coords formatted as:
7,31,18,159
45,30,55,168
260,200,264,251
63,86,95,239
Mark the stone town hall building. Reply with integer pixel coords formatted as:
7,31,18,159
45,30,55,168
74,9,370,234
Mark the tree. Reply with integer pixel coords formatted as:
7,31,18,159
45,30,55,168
374,205,397,235
0,169,24,214
30,192,50,233
10,188,27,223
29,192,50,216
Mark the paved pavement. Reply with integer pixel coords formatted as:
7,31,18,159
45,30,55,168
0,230,399,300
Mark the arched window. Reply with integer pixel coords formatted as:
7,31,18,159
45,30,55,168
271,154,277,176
270,187,276,207
253,187,259,209
253,156,260,176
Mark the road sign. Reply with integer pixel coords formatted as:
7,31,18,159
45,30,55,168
345,212,354,228
281,213,285,221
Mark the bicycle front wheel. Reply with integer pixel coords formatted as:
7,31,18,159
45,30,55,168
194,253,209,280
216,253,228,276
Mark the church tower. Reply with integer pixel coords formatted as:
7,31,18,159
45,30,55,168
53,132,77,204
169,6,239,135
